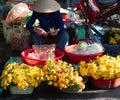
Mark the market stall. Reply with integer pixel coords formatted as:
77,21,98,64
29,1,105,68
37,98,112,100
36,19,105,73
0,0,120,96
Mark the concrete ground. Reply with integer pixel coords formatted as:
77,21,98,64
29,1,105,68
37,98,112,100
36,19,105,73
0,31,120,100
1,82,120,100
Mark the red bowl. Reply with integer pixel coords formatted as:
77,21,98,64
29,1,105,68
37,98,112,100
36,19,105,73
64,44,104,64
21,48,64,66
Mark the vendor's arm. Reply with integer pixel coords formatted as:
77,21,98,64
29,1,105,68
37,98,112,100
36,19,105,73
55,11,64,32
26,11,47,36
26,11,37,33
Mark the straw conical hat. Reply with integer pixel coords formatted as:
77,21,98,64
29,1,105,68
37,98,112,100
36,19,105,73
32,0,61,13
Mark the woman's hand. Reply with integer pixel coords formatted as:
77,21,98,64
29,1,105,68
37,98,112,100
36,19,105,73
48,28,60,36
34,27,48,36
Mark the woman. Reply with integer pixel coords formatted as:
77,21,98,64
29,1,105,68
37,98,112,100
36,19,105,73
26,0,69,51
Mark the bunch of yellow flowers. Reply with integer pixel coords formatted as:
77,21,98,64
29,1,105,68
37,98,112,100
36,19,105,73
43,59,85,90
79,55,120,80
103,28,120,45
0,62,44,90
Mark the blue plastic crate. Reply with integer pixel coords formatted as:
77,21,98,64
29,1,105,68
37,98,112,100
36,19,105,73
102,44,120,54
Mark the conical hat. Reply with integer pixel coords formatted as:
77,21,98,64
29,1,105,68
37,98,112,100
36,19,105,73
32,0,61,13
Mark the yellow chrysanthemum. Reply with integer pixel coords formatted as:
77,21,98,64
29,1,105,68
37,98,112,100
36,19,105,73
0,62,44,90
115,33,120,41
43,59,85,90
109,37,117,44
79,55,120,80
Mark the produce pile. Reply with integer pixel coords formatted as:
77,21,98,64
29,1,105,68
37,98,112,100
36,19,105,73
79,55,120,80
70,42,104,54
27,44,56,60
0,59,85,91
43,58,85,90
103,28,120,45
0,63,44,90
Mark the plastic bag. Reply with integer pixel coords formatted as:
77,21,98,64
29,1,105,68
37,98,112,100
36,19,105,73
11,25,31,51
28,44,56,60
4,57,23,67
6,26,13,44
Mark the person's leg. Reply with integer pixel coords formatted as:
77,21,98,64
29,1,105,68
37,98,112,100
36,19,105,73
32,31,69,50
56,31,69,50
32,32,43,45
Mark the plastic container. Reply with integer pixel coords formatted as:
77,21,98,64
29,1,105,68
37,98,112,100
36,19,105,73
21,48,64,66
90,77,120,89
64,44,104,64
10,86,34,94
102,44,120,54
61,85,82,93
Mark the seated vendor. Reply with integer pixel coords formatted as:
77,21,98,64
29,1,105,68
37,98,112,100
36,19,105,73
26,0,69,51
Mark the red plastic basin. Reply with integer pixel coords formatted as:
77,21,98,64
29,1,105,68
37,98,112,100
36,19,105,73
21,48,64,66
64,44,104,64
90,77,120,89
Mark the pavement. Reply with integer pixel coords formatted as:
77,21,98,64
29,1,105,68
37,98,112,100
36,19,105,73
0,31,120,100
1,82,120,100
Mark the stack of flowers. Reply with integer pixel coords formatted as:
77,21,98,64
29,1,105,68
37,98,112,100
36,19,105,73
102,28,120,54
79,55,120,80
103,28,120,45
42,58,85,90
0,62,44,90
0,59,86,93
79,55,120,88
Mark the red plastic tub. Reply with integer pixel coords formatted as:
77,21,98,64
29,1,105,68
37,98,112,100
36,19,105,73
64,44,104,64
21,48,64,66
90,77,120,89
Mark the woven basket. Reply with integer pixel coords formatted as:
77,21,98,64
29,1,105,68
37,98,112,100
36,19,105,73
102,44,120,54
5,3,29,25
